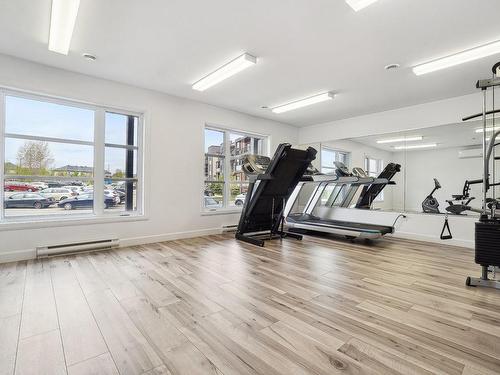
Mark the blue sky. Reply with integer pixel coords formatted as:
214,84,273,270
4,96,136,173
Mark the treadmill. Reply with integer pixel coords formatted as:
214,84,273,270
284,164,402,239
235,143,317,247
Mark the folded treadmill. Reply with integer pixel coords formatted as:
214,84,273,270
235,143,317,247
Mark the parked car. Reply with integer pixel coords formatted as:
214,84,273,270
234,193,246,206
204,196,221,209
57,194,116,210
62,185,84,195
31,182,49,190
104,189,122,204
4,182,39,192
47,181,66,188
113,188,126,203
4,193,53,209
40,188,75,201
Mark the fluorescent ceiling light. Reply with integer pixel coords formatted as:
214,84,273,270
377,136,423,144
394,143,437,150
345,0,379,11
192,53,257,91
272,92,334,114
413,39,500,76
48,0,80,55
475,127,500,133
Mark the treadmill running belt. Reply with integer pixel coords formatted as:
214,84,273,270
288,214,393,234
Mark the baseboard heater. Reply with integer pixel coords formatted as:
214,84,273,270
222,224,238,233
36,238,119,258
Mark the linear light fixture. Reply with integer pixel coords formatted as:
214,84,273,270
394,143,437,150
345,0,380,11
192,53,257,91
413,39,500,76
475,127,499,133
48,0,80,55
377,136,423,144
272,92,334,114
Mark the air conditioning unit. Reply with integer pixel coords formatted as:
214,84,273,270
458,148,483,159
36,238,119,258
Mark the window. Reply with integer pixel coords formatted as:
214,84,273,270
321,147,349,174
204,126,267,211
365,157,384,201
0,91,143,223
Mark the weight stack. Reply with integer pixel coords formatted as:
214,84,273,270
475,220,500,266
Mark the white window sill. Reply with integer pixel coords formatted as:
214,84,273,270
201,208,242,216
0,213,148,232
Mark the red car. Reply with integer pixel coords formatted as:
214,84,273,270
4,182,39,192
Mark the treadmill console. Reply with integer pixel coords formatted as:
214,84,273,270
241,155,271,175
334,161,351,177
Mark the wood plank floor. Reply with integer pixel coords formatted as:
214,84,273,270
1,234,500,375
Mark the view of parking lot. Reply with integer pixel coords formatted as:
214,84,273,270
1,95,141,219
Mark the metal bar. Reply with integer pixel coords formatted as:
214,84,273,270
4,133,94,146
93,109,105,215
125,115,135,211
4,175,93,181
462,109,500,121
483,89,488,215
0,92,5,221
104,143,138,150
476,77,500,89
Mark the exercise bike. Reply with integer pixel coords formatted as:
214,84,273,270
445,179,482,215
422,178,441,213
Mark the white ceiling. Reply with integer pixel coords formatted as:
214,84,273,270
0,0,500,127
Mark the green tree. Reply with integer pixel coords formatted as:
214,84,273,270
16,141,53,175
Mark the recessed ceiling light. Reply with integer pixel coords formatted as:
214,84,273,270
48,0,80,55
377,136,422,144
384,63,400,70
192,53,257,91
272,92,335,114
394,143,437,150
413,39,500,76
82,53,96,61
345,0,380,11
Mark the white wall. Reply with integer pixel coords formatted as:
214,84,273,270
0,54,299,262
299,92,483,145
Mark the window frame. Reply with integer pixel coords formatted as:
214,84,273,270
320,146,350,174
203,124,269,213
0,88,145,228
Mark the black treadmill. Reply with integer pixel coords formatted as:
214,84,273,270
235,143,317,247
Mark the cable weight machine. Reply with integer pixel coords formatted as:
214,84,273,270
464,62,500,289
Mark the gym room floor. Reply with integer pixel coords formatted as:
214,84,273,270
1,234,499,375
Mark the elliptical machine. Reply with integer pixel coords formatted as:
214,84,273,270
422,178,441,213
463,62,500,289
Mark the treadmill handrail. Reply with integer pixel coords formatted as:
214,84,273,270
310,175,390,185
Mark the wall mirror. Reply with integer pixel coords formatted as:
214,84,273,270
301,118,497,218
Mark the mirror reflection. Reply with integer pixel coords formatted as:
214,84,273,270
301,118,496,218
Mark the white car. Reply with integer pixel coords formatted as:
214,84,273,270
234,193,246,206
31,181,49,190
39,188,74,201
63,185,84,195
